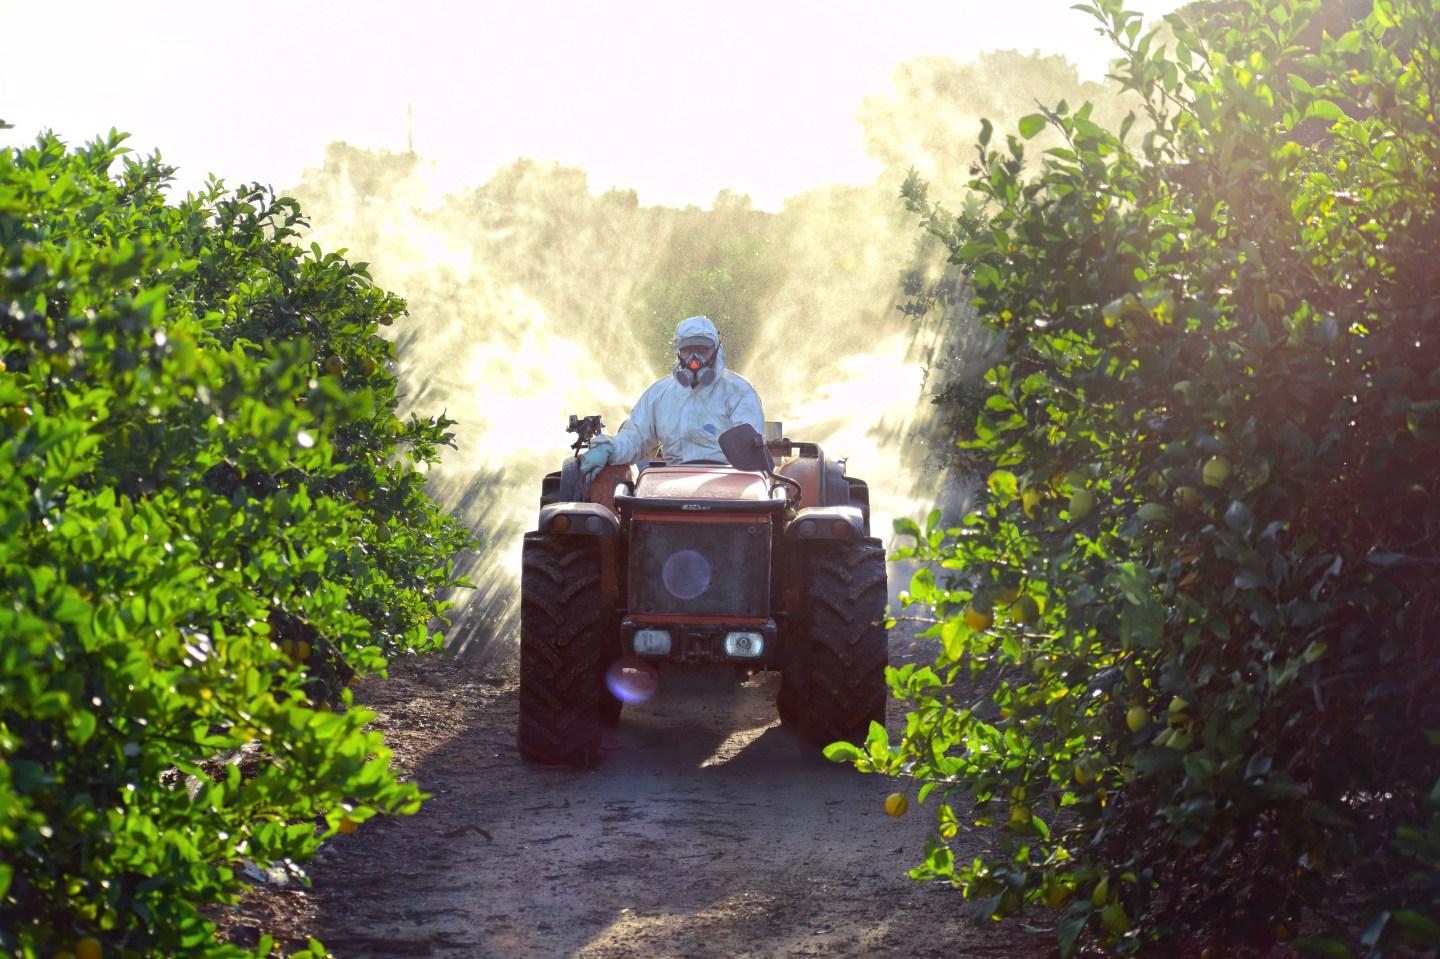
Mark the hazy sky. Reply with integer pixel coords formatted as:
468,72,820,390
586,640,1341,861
3,0,1184,209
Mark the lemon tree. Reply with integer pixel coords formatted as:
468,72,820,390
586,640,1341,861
0,129,470,957
830,1,1440,955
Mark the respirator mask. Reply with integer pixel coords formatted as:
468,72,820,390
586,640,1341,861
673,339,718,389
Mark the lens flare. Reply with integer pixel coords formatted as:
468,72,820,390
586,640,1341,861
606,658,659,704
662,549,711,600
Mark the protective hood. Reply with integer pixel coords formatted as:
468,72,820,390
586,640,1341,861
672,315,726,388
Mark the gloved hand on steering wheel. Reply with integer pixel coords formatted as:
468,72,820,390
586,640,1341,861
579,443,611,481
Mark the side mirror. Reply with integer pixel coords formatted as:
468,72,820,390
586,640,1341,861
719,423,775,473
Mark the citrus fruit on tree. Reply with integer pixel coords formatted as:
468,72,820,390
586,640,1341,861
1044,881,1072,909
1022,488,1042,518
75,938,102,959
3,406,32,430
1202,455,1233,488
1068,488,1095,520
1126,706,1151,732
884,793,908,816
338,816,359,833
1012,595,1040,627
964,606,993,632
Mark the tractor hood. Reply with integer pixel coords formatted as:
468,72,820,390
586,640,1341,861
631,466,775,502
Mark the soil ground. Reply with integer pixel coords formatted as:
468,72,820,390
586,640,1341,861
212,623,1055,959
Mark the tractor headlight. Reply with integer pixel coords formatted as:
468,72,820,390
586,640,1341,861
723,631,765,658
633,629,672,656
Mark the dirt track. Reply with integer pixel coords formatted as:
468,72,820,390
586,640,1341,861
217,625,1046,959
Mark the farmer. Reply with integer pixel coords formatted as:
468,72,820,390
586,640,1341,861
579,315,764,477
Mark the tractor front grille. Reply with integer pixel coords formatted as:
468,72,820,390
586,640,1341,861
628,517,771,618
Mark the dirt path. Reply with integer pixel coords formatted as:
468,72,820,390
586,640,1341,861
217,626,1046,959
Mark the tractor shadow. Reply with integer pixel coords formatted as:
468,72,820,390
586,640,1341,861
597,666,842,774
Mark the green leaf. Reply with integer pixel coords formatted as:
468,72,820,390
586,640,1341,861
987,470,1018,502
1304,99,1347,122
1291,938,1354,958
1134,747,1183,774
1018,113,1049,139
1390,910,1440,943
1056,903,1091,957
1224,500,1254,537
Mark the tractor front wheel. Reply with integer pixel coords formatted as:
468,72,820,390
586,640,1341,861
517,533,615,764
780,537,889,746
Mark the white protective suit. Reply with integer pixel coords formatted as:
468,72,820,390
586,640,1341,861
594,316,764,465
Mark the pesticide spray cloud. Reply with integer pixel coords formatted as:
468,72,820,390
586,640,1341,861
287,53,1134,665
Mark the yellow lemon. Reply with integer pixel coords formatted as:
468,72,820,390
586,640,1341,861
1012,596,1040,627
1022,489,1042,518
964,607,993,632
884,793,908,817
1126,706,1151,732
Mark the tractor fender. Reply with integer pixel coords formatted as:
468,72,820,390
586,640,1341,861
535,503,623,607
783,505,868,542
537,502,621,539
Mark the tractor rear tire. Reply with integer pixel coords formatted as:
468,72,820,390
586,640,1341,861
781,537,889,746
517,533,614,764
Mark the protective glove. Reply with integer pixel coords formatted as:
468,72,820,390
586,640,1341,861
579,443,611,481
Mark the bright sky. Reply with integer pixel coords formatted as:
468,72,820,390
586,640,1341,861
2,0,1184,210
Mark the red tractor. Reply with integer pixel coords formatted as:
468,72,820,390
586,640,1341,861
516,416,889,764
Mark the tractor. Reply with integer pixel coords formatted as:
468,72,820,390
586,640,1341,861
516,415,888,764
